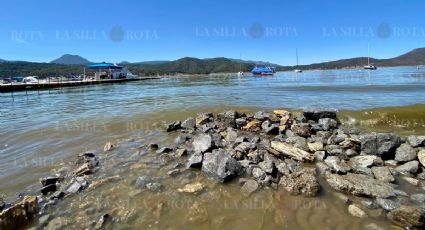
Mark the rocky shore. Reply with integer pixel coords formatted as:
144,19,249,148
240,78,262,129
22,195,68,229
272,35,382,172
1,109,425,229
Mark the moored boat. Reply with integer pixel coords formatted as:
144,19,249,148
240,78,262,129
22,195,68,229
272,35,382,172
251,66,275,76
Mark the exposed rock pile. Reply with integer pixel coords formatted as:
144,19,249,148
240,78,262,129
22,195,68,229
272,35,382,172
163,109,425,229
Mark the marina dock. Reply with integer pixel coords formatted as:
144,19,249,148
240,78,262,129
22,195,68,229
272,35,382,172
0,77,159,93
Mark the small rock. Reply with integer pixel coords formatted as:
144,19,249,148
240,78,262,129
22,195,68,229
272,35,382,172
135,176,153,188
40,184,56,195
225,128,238,142
407,135,425,148
201,149,243,182
235,118,247,129
291,123,311,138
417,150,425,167
279,168,320,197
261,120,279,135
196,112,213,126
387,205,424,228
148,143,159,150
314,151,326,162
103,142,113,152
371,166,395,183
240,179,259,197
252,167,266,181
186,152,203,168
165,121,181,132
395,143,417,162
308,142,324,152
167,169,180,177
410,193,425,203
317,118,338,131
39,214,52,227
156,147,173,154
333,192,351,204
376,198,401,211
192,134,213,154
181,117,196,130
303,110,337,122
66,182,82,194
396,160,419,175
325,156,351,174
178,182,204,193
348,204,368,218
146,182,162,192
349,155,378,169
402,176,419,186
258,154,275,174
94,214,112,230
175,148,187,157
326,173,395,198
40,176,63,187
254,111,270,120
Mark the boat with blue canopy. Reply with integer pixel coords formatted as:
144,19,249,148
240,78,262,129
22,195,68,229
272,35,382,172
251,66,275,76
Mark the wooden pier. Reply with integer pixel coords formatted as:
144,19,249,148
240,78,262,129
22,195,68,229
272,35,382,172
0,77,159,93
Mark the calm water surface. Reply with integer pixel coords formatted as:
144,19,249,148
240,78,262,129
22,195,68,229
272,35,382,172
1,66,425,229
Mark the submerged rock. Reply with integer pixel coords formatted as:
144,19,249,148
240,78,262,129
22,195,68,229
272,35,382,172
201,149,243,182
240,179,259,197
376,198,401,211
348,204,368,218
178,182,205,193
326,173,395,198
279,168,320,197
387,205,424,229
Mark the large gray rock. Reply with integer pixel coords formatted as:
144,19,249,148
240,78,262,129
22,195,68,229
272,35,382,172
261,120,279,135
290,123,311,138
258,154,275,174
395,143,417,162
303,110,337,122
217,110,239,128
359,133,401,158
376,133,402,158
395,161,419,174
326,173,395,198
285,136,309,152
387,205,424,229
279,168,320,197
348,204,368,218
201,149,242,182
407,135,425,148
371,166,395,183
165,121,181,132
192,134,213,154
225,128,238,142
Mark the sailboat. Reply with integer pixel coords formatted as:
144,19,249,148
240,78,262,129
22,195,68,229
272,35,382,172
364,44,377,70
294,48,302,73
237,53,244,76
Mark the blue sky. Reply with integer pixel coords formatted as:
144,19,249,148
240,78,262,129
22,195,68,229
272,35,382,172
1,0,425,65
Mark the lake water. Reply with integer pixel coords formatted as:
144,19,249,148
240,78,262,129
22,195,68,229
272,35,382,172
1,66,425,229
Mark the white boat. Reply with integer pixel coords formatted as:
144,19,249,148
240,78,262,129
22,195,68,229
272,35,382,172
364,44,377,70
23,76,39,83
294,48,302,73
237,71,244,76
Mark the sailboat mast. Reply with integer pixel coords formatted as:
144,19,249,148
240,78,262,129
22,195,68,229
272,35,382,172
367,43,370,66
296,48,299,67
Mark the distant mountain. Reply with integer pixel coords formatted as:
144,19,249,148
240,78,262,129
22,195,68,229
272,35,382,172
228,58,281,67
283,47,425,70
51,54,91,65
0,58,6,63
127,57,256,74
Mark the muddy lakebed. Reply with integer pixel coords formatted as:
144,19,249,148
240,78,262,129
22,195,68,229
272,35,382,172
2,68,425,229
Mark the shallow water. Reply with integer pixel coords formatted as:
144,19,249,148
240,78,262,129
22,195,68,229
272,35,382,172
1,66,425,228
